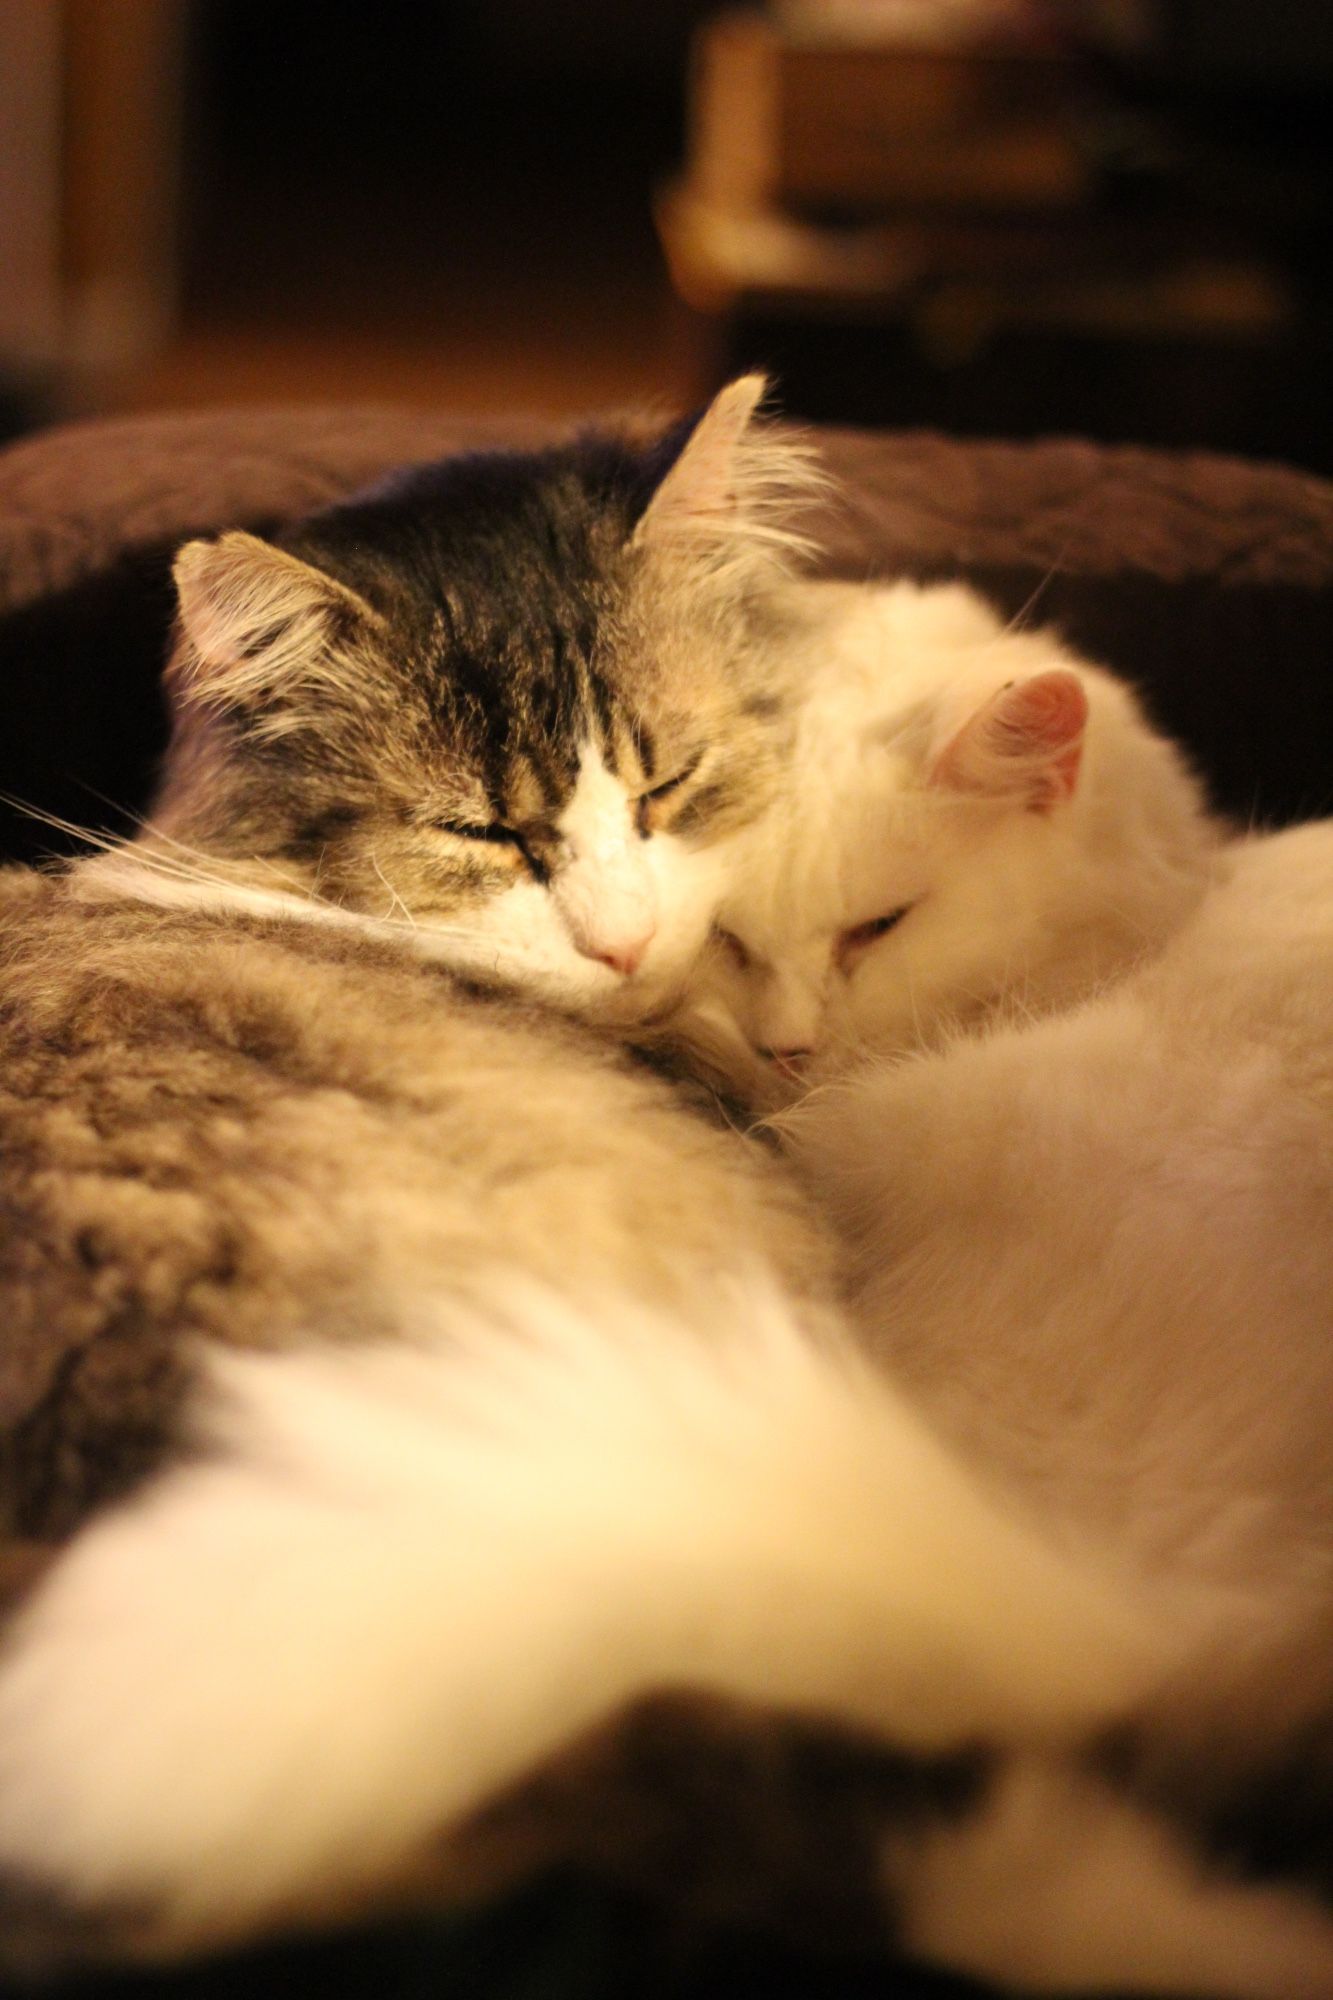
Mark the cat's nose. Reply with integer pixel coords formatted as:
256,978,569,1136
586,933,654,977
761,1045,812,1077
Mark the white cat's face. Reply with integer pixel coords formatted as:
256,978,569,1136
695,660,1093,1089
703,784,1045,1077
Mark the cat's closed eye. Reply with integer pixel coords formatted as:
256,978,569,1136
435,820,521,846
432,819,538,875
714,927,752,972
636,752,704,835
837,905,912,972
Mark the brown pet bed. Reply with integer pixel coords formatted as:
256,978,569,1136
0,406,1330,2000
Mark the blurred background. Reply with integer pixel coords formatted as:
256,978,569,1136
2,0,1331,466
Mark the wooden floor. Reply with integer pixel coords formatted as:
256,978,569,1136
81,114,709,429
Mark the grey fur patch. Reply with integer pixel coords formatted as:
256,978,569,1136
0,870,835,1542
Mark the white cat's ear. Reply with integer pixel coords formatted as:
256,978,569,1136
632,376,819,576
171,532,376,714
929,669,1088,813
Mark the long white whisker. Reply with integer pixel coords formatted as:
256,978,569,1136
152,828,307,899
1,790,509,967
369,852,418,930
0,792,128,860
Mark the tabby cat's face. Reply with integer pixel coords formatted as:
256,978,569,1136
158,382,812,1018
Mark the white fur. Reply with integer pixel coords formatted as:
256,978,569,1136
0,1276,1152,1952
695,580,1217,1076
763,817,1333,1993
784,823,1333,1601
550,745,659,970
677,596,1333,1993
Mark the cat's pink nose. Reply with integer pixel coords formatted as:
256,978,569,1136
588,934,653,977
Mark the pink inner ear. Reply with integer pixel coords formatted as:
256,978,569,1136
932,669,1088,810
1004,670,1088,804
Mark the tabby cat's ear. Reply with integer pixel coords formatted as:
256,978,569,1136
632,375,818,575
171,532,376,714
929,669,1088,814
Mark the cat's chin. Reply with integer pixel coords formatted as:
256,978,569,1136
399,854,721,1027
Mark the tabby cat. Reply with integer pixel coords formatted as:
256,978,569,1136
0,386,1155,1983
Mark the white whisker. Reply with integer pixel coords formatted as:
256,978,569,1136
368,852,418,930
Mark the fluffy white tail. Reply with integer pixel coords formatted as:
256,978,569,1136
0,1277,1152,1950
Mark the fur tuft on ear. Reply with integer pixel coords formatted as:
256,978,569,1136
632,375,824,584
929,669,1089,813
171,532,377,723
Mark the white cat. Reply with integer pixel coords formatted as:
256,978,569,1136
694,577,1218,1085
694,581,1333,1992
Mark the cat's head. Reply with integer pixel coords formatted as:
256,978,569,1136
690,584,1212,1092
151,378,820,1018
